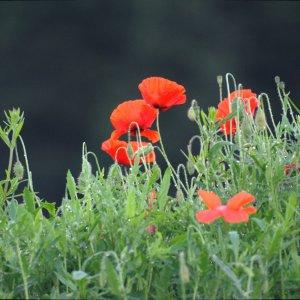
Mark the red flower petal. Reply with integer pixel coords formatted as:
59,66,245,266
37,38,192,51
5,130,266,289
195,209,221,224
198,190,222,209
101,138,155,165
243,206,257,215
222,207,249,223
110,100,158,142
227,191,255,210
138,77,186,111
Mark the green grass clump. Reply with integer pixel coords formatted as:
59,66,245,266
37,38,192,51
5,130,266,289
0,74,299,299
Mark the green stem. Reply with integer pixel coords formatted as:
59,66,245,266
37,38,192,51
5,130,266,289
156,113,188,194
16,239,29,300
4,146,14,196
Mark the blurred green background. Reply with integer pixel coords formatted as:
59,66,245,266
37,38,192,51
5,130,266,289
0,0,299,203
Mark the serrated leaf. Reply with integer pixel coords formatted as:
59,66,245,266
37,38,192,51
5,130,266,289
285,192,298,225
23,187,36,215
66,170,77,200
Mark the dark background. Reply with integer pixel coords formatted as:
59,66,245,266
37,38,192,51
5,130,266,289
0,0,299,203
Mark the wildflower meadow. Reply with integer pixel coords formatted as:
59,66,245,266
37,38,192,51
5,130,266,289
0,74,299,299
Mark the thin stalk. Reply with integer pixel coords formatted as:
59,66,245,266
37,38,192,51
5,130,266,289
16,239,29,300
4,146,14,195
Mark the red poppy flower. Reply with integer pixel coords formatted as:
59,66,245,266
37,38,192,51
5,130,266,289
195,190,256,224
216,89,258,135
138,77,186,111
101,137,155,166
110,99,159,143
284,163,300,175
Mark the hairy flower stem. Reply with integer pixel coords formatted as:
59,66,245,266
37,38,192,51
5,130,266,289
16,239,29,300
156,113,188,194
4,146,14,196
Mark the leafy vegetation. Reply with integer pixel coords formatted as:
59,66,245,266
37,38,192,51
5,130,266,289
0,75,299,299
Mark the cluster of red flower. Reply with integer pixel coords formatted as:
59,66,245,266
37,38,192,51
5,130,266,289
101,76,186,165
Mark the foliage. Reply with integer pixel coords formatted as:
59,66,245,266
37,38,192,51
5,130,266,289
0,75,299,299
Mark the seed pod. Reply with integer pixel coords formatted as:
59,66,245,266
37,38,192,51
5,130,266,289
13,160,24,180
255,107,267,130
176,189,184,202
274,76,280,84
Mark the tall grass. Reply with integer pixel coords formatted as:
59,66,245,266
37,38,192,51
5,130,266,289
0,75,299,299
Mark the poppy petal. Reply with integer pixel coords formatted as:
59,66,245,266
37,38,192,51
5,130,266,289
243,206,257,215
140,129,160,143
195,209,221,224
198,190,222,209
227,191,255,210
222,207,249,223
111,130,123,139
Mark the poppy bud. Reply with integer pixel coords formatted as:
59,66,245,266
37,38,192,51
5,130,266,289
274,76,280,84
255,107,267,130
187,100,199,122
179,252,190,284
240,117,253,139
176,189,184,202
126,143,134,159
13,160,24,180
135,144,154,158
146,224,157,235
186,160,195,176
217,75,223,87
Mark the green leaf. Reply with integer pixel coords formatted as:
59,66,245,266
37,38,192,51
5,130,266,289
41,202,56,218
66,170,77,200
157,168,171,210
0,127,10,147
23,187,36,215
72,270,88,281
229,231,240,260
55,272,77,291
125,188,136,218
105,259,121,296
285,192,298,225
268,226,283,258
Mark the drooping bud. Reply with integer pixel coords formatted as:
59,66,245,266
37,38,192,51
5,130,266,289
176,189,184,202
187,100,200,122
13,160,24,180
179,252,190,284
255,107,267,130
274,76,280,84
126,143,134,159
186,160,195,176
240,116,253,139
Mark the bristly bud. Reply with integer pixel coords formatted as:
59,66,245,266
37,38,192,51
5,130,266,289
126,143,134,159
255,107,267,130
179,252,190,284
13,160,24,180
274,76,280,84
176,189,184,202
186,160,195,176
187,100,200,122
240,116,253,139
217,75,223,87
